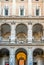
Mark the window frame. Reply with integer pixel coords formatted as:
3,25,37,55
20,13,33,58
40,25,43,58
36,8,39,16
19,6,25,16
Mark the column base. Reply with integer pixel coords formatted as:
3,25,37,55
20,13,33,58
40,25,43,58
10,40,15,44
10,41,15,44
28,40,32,43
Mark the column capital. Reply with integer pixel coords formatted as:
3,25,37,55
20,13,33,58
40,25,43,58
11,21,16,25
28,22,32,25
10,48,15,55
28,48,33,54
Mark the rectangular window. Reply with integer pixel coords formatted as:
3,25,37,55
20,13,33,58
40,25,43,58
5,8,8,15
21,0,24,1
36,0,39,1
20,8,24,16
5,0,9,1
36,9,39,16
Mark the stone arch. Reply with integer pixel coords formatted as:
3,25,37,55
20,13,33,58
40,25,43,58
0,48,10,56
15,48,27,65
0,48,9,65
32,23,43,41
33,48,44,65
0,47,10,52
16,23,28,41
33,48,43,57
1,23,11,38
15,48,27,55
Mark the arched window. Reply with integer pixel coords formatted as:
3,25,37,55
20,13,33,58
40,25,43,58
16,24,28,41
1,23,11,39
33,23,43,41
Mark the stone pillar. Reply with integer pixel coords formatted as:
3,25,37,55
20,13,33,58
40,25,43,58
43,1,44,16
10,23,16,43
28,0,32,16
12,0,16,15
9,49,15,65
0,24,2,41
28,23,32,43
28,49,33,65
3,8,5,16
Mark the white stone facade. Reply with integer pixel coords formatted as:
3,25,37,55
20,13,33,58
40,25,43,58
0,0,44,65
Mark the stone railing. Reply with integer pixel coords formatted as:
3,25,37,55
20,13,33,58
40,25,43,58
0,38,44,45
32,39,44,43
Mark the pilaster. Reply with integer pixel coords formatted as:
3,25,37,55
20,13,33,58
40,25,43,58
28,0,32,16
9,48,15,65
28,23,32,43
28,48,33,65
10,22,16,43
12,0,16,15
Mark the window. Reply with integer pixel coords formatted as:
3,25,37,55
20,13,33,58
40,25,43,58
36,9,39,16
5,0,9,1
5,8,8,15
21,0,24,1
36,0,39,1
20,8,24,16
20,8,24,15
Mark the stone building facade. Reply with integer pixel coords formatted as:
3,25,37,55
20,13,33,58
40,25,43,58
0,0,44,65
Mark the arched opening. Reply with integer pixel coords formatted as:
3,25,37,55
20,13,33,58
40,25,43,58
1,23,11,39
15,48,27,65
0,48,9,65
16,24,28,42
33,48,44,65
33,23,43,41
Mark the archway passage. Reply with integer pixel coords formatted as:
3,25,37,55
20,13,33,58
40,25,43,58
15,48,27,65
0,48,9,65
33,48,44,65
33,23,43,41
16,24,28,41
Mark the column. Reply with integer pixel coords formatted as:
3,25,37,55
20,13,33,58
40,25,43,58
28,49,33,65
28,0,32,16
28,23,32,43
43,0,44,16
9,49,15,65
12,0,16,15
3,7,5,16
10,23,16,43
9,6,10,16
0,24,2,41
